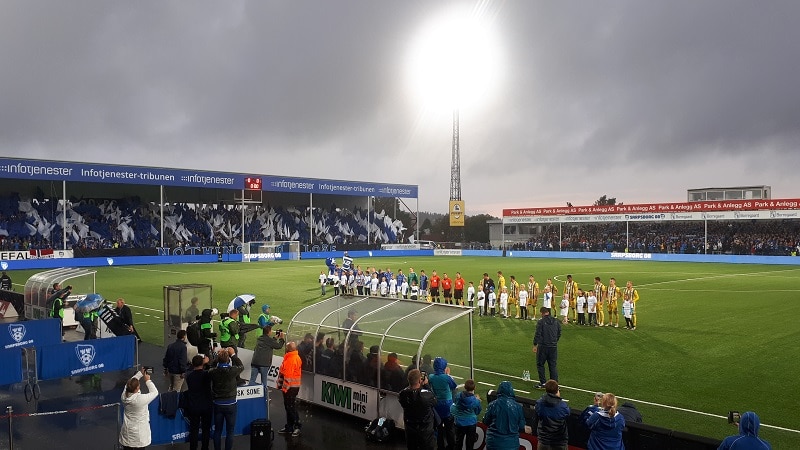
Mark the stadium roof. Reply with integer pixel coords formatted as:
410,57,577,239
0,157,417,198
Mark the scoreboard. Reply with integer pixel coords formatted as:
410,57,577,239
244,177,262,191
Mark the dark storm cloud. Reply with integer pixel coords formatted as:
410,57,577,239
1,1,798,213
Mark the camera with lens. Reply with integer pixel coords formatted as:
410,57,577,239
143,366,154,375
727,410,740,424
275,329,284,337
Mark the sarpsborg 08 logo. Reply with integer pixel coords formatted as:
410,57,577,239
9,324,26,343
4,323,33,349
76,344,96,367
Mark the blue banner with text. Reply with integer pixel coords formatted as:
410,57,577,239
37,335,136,380
0,318,62,351
0,157,418,198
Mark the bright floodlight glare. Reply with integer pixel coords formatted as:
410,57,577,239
406,7,503,112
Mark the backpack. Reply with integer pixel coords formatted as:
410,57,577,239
186,320,203,346
365,417,395,443
159,390,179,419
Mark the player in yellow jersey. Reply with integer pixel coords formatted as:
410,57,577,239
527,275,540,320
625,280,640,330
606,277,621,327
593,277,606,327
496,271,506,293
508,275,520,318
563,274,579,323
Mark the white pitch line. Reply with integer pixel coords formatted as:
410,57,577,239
636,267,800,288
128,304,164,313
465,365,799,434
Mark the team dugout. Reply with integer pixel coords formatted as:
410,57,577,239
286,295,474,426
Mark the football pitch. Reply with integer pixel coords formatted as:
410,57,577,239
12,256,800,447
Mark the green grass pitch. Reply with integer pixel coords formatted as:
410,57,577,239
11,256,800,447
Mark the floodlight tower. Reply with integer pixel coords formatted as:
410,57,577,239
450,109,461,202
449,109,465,242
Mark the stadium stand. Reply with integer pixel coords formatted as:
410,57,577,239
509,221,800,256
0,194,409,250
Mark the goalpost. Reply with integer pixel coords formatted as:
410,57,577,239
242,241,301,261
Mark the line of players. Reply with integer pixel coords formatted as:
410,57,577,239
475,273,641,330
320,266,641,329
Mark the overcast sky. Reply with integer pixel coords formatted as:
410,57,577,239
2,0,799,216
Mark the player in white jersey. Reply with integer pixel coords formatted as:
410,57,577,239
319,271,328,296
587,290,598,326
409,281,420,300
542,285,553,312
559,294,569,324
379,277,389,297
369,273,379,296
499,287,509,318
348,272,356,295
467,281,476,307
340,272,349,295
487,288,497,316
389,275,398,298
476,285,486,316
576,290,586,325
518,286,529,320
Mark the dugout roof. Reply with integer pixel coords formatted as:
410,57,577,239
288,296,475,382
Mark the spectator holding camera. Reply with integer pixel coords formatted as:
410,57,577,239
250,326,285,396
718,411,772,450
399,369,437,450
119,367,159,450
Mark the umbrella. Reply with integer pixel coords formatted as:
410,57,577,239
227,294,256,314
74,293,105,314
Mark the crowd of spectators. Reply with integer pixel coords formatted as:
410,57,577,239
3,192,799,256
296,327,434,394
509,221,800,256
0,193,408,250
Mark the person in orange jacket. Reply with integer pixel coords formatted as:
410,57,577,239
277,341,303,436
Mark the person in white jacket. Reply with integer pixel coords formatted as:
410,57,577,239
120,368,159,449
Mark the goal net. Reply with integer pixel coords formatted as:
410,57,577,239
242,241,301,261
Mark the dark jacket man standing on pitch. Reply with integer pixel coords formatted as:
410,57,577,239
533,306,562,389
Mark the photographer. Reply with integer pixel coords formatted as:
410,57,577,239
119,367,159,449
399,369,437,450
250,326,285,396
